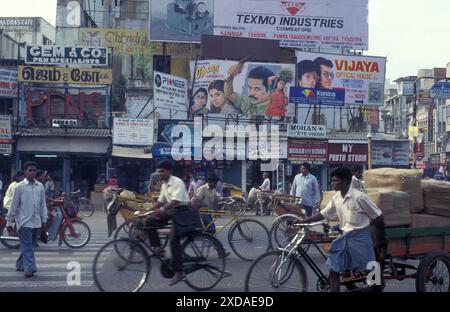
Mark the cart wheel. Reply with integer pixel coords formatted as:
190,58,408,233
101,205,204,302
416,250,450,292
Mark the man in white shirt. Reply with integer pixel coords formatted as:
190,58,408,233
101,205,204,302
351,165,365,191
298,166,386,292
144,160,192,286
257,172,271,215
6,162,47,278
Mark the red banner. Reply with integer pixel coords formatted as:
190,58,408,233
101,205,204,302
288,140,327,164
328,143,368,164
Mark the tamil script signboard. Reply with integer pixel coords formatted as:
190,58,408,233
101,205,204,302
26,46,109,66
113,118,154,146
0,68,17,97
153,71,188,112
430,82,450,99
287,124,326,139
18,66,113,85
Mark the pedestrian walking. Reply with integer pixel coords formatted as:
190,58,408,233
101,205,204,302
6,162,48,278
290,162,321,217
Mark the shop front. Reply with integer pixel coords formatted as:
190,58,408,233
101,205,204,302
16,130,110,195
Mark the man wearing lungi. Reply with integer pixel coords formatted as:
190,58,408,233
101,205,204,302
298,166,387,292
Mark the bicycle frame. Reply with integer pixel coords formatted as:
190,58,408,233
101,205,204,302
54,203,83,245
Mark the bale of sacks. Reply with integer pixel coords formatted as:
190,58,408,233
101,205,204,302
421,180,450,217
364,168,423,213
366,189,411,227
411,213,450,228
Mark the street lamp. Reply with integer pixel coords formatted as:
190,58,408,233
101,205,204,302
367,130,373,170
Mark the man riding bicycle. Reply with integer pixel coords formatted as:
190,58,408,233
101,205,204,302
298,166,387,292
144,160,192,286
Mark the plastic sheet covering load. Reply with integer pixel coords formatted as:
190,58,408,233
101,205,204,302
411,213,450,228
119,190,136,200
366,189,411,227
421,180,450,217
364,168,423,213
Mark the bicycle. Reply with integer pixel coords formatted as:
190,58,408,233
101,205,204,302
245,221,374,292
199,197,270,261
93,211,227,292
0,208,20,249
70,190,95,217
48,197,92,248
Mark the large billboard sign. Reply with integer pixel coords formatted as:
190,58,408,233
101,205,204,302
295,51,386,106
149,0,214,43
25,46,109,66
214,0,368,50
153,71,188,112
190,59,296,116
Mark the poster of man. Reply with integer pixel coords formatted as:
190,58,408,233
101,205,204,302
190,59,295,116
295,51,386,106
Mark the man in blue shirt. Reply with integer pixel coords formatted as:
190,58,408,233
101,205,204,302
290,162,321,217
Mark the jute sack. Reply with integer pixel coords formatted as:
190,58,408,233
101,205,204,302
364,168,423,213
366,189,411,227
411,213,450,228
421,180,450,217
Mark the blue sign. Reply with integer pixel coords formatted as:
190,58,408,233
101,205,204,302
152,143,194,158
430,82,450,99
289,87,345,107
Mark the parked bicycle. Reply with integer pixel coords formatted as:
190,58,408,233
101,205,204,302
93,210,227,292
70,190,95,217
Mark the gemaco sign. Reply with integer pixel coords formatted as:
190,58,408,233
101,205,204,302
26,45,109,66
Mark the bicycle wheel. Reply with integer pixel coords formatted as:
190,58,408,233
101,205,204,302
270,215,309,250
245,250,308,292
114,218,169,249
0,226,20,249
181,232,226,291
62,220,91,248
79,197,95,217
93,238,150,292
228,218,270,261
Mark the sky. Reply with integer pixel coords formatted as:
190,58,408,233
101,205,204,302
1,0,450,81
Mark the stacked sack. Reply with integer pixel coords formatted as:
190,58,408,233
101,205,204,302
414,179,450,228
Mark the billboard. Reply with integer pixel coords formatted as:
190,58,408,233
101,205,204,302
113,118,154,146
153,71,188,112
295,51,386,105
149,0,214,43
214,0,368,50
190,59,296,116
0,68,17,98
18,66,113,85
372,141,409,166
25,46,109,66
78,28,157,56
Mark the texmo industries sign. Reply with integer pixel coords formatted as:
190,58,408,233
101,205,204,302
26,45,109,66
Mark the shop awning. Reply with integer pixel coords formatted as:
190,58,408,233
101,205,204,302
112,146,153,159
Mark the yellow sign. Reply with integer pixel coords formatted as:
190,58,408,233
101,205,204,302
408,126,419,137
79,28,158,56
18,66,113,85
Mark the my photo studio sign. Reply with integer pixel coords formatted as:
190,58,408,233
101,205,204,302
153,71,188,112
295,51,386,105
113,118,154,146
328,142,368,164
26,45,109,66
214,0,368,50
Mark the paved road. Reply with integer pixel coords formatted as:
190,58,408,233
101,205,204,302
0,212,418,292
